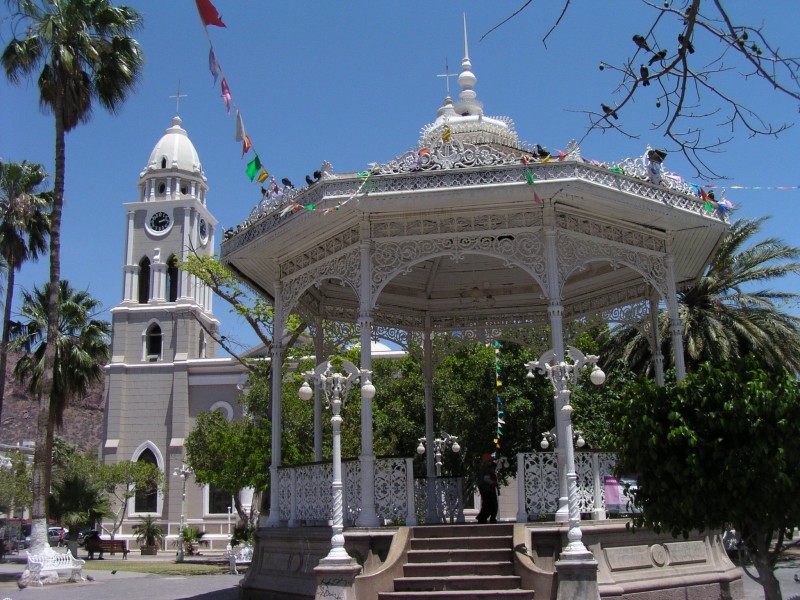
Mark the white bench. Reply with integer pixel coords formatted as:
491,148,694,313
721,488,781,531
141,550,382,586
26,548,85,586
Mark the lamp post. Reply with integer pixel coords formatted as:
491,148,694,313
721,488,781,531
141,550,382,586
525,346,605,560
298,359,375,565
172,463,192,563
417,432,460,477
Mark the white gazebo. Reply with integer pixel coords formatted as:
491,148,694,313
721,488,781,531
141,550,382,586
222,26,738,600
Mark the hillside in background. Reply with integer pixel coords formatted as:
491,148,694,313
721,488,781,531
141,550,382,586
0,352,104,454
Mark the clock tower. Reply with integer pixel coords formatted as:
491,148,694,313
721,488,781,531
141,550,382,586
102,116,241,528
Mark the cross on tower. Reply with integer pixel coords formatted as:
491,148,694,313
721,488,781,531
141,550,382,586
436,59,457,96
169,80,189,115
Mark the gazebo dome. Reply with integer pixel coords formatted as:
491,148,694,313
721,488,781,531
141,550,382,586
141,116,205,178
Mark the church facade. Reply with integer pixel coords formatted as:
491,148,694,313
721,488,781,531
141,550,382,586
102,116,249,550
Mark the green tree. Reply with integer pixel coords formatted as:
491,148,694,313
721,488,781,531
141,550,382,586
2,0,143,552
0,450,32,517
97,460,167,540
184,410,271,528
608,358,800,600
10,280,110,429
603,217,800,376
0,160,50,426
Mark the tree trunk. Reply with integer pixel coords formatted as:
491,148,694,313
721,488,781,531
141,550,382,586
750,535,783,600
30,92,65,554
0,266,15,426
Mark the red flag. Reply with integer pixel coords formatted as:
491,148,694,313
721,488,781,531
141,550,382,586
242,134,252,158
533,190,543,206
700,188,709,202
196,0,226,27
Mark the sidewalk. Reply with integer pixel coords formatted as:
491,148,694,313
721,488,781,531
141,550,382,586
0,548,243,600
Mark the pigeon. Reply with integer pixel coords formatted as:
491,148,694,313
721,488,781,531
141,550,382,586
649,49,667,65
313,170,322,181
633,34,651,52
87,574,95,581
305,175,314,186
260,186,267,196
795,573,800,583
281,178,293,188
601,104,619,120
678,33,695,54
111,570,117,574
647,149,667,163
640,65,650,86
534,144,550,160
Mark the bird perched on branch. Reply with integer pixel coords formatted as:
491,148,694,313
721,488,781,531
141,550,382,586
601,104,619,120
678,33,695,54
633,34,651,52
648,49,667,65
640,65,650,86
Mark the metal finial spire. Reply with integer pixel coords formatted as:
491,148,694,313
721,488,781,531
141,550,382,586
169,80,188,116
463,13,469,61
436,59,457,96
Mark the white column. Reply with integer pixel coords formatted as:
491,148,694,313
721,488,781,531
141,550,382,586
266,282,284,527
180,208,193,300
313,318,324,462
591,453,606,520
649,294,665,387
357,231,379,527
544,223,569,522
405,457,417,526
151,250,166,303
122,211,137,302
423,318,437,523
665,254,686,382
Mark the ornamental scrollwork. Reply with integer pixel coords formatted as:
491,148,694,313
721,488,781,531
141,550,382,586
280,248,361,319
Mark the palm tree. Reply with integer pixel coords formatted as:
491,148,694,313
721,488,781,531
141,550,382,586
603,217,800,375
0,160,51,426
11,280,110,429
2,0,142,551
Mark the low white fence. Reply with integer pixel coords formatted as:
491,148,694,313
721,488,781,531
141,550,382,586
516,451,617,521
276,451,620,527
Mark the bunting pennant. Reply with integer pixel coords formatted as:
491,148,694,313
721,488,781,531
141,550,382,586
442,125,452,143
208,48,220,84
492,340,504,457
256,170,269,183
195,0,226,27
245,156,262,181
242,134,252,158
235,109,245,142
220,78,231,114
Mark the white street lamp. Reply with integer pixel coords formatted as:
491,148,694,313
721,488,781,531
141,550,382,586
172,463,192,563
525,346,605,560
417,432,460,477
298,359,374,565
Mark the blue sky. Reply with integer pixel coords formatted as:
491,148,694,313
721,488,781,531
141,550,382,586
1,1,799,353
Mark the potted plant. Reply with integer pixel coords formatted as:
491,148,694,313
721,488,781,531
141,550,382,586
177,525,208,556
132,516,163,555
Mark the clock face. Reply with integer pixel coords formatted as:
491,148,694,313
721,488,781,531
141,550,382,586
199,218,208,244
149,211,171,233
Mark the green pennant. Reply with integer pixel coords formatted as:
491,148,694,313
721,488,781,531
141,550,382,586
525,169,534,185
245,156,262,181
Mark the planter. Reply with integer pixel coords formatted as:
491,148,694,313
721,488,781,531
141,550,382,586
140,545,158,555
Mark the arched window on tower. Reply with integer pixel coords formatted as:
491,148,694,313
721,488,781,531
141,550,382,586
134,448,159,513
161,156,167,169
145,323,162,362
138,257,151,304
166,254,179,302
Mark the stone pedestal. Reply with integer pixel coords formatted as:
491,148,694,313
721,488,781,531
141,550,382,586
556,557,600,600
314,561,362,600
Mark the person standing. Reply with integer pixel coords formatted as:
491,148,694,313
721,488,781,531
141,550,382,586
476,454,498,524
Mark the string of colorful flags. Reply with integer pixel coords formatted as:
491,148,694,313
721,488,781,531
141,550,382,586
492,340,504,458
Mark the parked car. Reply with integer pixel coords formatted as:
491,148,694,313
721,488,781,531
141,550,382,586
78,527,95,546
47,527,65,546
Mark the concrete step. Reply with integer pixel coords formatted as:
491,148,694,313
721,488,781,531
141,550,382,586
379,590,535,600
412,523,512,539
409,535,512,551
404,560,515,578
393,574,523,592
407,548,513,563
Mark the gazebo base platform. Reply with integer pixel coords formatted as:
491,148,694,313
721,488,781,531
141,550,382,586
239,521,743,600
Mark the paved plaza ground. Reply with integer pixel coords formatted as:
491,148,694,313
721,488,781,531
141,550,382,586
0,546,798,599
